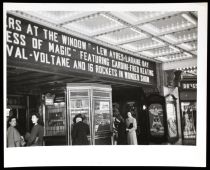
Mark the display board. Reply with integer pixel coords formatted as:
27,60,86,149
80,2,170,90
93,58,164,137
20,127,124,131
180,80,197,90
165,94,179,143
148,103,164,137
166,103,178,138
181,102,196,139
146,94,167,143
6,13,157,86
45,103,66,136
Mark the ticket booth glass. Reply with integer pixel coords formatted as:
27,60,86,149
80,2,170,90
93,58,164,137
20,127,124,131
69,90,91,145
93,90,112,145
67,83,113,145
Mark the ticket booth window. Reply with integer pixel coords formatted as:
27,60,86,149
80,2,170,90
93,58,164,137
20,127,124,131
69,90,91,144
67,83,113,145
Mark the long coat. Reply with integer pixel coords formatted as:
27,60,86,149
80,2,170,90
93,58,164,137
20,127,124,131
72,121,90,145
126,117,138,145
7,126,21,147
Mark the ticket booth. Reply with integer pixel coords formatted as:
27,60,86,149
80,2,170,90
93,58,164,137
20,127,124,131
66,83,113,145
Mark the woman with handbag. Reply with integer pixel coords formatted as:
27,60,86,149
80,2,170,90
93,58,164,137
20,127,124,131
7,116,25,147
125,112,138,145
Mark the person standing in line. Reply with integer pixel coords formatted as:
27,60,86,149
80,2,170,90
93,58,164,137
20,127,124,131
116,115,127,145
25,113,44,146
72,114,90,145
125,112,138,145
7,116,25,147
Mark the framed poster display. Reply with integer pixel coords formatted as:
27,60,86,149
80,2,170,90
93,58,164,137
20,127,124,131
165,94,179,143
148,103,164,137
146,94,167,144
180,102,196,140
45,103,66,136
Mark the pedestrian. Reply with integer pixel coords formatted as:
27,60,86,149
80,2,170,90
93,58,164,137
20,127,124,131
117,115,127,145
72,114,90,145
25,113,44,146
7,116,25,147
125,112,138,145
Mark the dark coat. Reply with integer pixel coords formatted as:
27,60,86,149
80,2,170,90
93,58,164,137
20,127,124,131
117,121,127,145
26,124,44,146
72,121,90,145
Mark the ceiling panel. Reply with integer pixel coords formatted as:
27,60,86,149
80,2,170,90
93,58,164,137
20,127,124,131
95,27,148,45
120,37,166,52
63,13,124,36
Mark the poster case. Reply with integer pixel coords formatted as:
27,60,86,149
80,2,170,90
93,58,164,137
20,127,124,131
165,94,179,143
146,94,168,144
180,102,196,143
43,93,67,145
43,94,66,137
44,103,66,136
66,83,113,145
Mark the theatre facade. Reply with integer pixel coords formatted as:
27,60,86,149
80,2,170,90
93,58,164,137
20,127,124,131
6,11,196,145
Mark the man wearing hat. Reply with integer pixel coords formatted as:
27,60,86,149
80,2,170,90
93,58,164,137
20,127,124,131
72,114,90,145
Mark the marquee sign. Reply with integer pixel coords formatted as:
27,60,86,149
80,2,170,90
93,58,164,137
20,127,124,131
6,13,157,86
180,81,197,90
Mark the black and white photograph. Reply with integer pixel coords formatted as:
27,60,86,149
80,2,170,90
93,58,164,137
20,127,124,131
3,2,207,167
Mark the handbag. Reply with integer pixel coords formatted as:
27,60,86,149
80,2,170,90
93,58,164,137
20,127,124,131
20,137,26,146
128,123,133,129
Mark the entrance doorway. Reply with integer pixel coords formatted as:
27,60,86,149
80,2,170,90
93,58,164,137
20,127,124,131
7,67,153,145
112,87,149,145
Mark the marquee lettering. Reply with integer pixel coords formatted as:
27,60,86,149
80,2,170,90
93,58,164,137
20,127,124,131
6,13,157,86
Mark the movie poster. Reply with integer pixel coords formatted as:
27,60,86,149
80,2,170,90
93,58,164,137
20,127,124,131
148,103,164,136
166,103,178,138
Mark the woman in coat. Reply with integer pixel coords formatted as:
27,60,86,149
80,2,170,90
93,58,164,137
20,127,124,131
125,112,138,145
25,113,44,146
72,114,90,145
7,116,24,147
